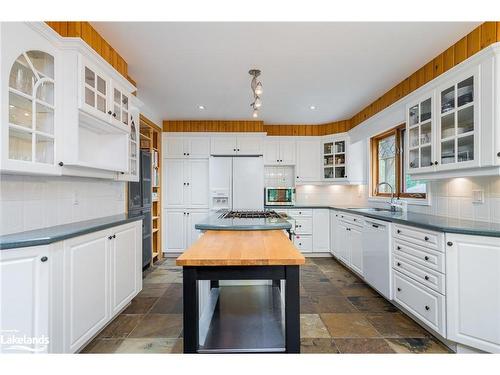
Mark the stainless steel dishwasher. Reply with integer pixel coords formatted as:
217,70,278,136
362,218,392,299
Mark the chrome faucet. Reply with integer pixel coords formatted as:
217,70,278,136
375,182,397,212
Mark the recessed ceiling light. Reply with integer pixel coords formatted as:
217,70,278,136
310,105,316,110
198,105,205,110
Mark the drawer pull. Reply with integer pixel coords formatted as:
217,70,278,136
425,305,430,311
372,224,379,228
447,241,453,246
397,246,401,250
40,256,48,262
397,262,401,267
424,276,429,281
424,236,429,241
397,287,401,292
424,256,429,261
397,229,401,234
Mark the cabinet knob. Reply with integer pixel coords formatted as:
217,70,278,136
58,161,64,167
237,149,240,151
277,159,279,162
409,162,414,167
429,162,434,166
40,256,48,262
183,153,186,155
424,256,429,261
299,243,302,246
108,110,112,115
108,235,113,240
183,182,186,185
233,149,236,152
397,287,401,292
397,262,401,267
397,246,401,250
447,241,453,247
424,275,429,280
425,305,430,311
187,212,190,215
497,152,500,157
434,161,439,165
187,153,190,156
397,229,401,234
424,236,429,241
186,182,190,186
113,113,117,117
296,176,299,179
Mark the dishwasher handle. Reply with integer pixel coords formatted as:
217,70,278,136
364,220,387,230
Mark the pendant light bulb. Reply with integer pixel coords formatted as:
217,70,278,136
254,97,262,108
254,82,263,96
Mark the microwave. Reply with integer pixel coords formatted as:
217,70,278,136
264,187,296,206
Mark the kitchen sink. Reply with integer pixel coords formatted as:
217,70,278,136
347,207,393,213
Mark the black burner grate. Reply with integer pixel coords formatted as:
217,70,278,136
220,210,281,219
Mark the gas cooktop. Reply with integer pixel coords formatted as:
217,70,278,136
219,210,282,219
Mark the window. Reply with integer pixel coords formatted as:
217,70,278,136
371,124,426,199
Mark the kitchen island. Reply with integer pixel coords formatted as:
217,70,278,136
176,229,305,353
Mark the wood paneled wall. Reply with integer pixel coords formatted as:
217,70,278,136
348,22,500,129
45,21,136,86
163,120,350,136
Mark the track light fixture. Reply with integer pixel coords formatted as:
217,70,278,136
249,69,263,118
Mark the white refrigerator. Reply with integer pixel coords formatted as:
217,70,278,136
209,156,264,211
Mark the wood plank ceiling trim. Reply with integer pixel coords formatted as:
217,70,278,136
45,21,136,86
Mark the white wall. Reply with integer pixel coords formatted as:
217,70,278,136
0,175,126,235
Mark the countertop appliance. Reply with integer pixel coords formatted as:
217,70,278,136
128,150,152,269
362,217,392,299
264,187,295,206
209,156,264,211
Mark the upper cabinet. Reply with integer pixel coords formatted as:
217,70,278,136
210,134,264,156
296,138,321,183
321,134,365,184
164,135,210,159
1,22,139,179
1,23,60,175
406,94,435,173
263,137,296,165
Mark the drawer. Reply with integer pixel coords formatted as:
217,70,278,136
294,234,312,253
393,224,443,252
393,255,445,294
393,271,446,337
338,213,363,227
393,239,445,273
288,209,313,218
294,218,312,234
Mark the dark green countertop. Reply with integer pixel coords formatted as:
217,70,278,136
195,210,292,231
0,214,144,250
265,205,500,237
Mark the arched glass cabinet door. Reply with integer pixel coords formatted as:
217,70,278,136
8,50,55,166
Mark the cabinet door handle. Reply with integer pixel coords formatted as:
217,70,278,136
40,256,48,262
58,161,64,167
397,262,401,267
424,256,429,261
424,236,429,241
397,287,401,292
425,305,430,311
108,110,112,115
397,229,401,234
424,276,429,281
447,241,453,246
372,224,379,228
397,246,401,250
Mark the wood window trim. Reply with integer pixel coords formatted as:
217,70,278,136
370,124,426,199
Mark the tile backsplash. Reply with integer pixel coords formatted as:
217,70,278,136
0,175,126,235
295,184,363,206
264,166,295,187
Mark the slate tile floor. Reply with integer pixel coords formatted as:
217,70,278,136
82,257,451,354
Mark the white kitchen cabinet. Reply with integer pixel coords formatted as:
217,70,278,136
116,97,142,182
110,222,141,316
62,229,110,353
61,221,141,353
164,135,210,159
349,225,363,275
264,137,296,165
210,134,264,156
330,210,339,256
294,234,313,253
164,209,208,253
312,209,330,252
322,136,348,180
0,245,50,353
446,233,500,353
336,221,350,264
296,138,321,183
1,23,61,176
164,159,208,208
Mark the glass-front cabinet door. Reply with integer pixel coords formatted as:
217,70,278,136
437,70,479,170
111,85,129,128
5,50,59,174
406,94,435,173
323,138,347,180
81,60,110,122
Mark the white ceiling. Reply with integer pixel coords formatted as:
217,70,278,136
92,22,480,124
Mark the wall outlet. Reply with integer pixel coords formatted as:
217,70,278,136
472,189,484,204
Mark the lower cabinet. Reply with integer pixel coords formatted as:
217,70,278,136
335,216,363,277
164,209,208,253
349,225,363,275
0,246,50,354
0,220,142,354
330,210,339,256
446,233,500,353
312,209,330,252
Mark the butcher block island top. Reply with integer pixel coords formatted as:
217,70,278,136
176,230,305,266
